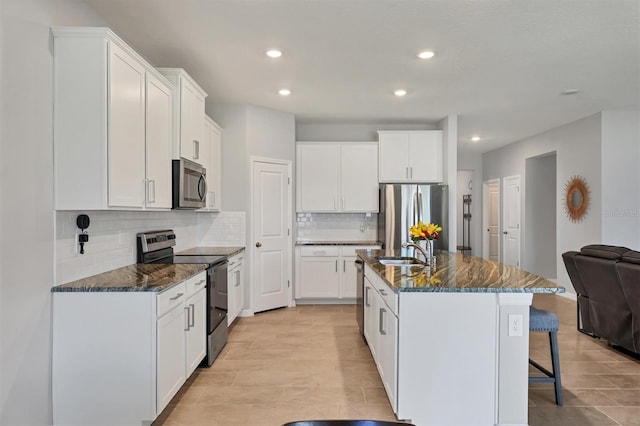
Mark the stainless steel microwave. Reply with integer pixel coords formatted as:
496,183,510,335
172,158,206,209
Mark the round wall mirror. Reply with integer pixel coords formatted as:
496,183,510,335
564,176,590,222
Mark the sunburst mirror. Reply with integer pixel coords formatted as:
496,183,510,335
563,176,590,223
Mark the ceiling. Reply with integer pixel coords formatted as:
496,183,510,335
83,0,639,154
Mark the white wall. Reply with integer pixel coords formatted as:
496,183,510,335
296,121,437,141
0,1,106,424
601,110,640,248
208,104,248,211
483,114,603,294
524,153,557,278
457,152,483,257
208,103,296,314
439,114,458,252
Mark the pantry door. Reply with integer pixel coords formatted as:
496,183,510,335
252,158,292,313
502,175,521,268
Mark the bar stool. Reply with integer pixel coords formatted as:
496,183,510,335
529,306,563,406
282,421,414,426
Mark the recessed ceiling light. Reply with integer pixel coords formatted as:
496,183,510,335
471,136,481,142
278,89,291,96
417,51,435,59
394,89,407,97
561,89,579,95
266,50,282,58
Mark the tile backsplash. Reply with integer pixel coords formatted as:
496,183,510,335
55,210,246,285
296,213,378,242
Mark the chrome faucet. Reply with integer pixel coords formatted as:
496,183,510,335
401,240,429,261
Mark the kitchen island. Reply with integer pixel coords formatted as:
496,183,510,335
358,249,565,426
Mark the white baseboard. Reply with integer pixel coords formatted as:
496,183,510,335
295,298,356,305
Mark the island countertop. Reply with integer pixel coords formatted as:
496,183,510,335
51,263,208,292
358,249,565,294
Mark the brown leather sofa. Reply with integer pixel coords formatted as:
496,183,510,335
563,245,640,355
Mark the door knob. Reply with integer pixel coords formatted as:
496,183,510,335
256,242,262,247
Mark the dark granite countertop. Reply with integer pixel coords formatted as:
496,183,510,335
296,240,382,246
176,246,245,257
51,264,208,293
358,249,566,294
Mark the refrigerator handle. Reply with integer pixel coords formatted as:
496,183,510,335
417,191,424,223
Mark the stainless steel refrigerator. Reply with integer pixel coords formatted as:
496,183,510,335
378,183,449,251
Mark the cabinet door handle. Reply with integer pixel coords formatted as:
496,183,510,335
379,289,387,296
335,260,338,272
189,303,195,328
193,140,200,159
343,260,346,272
379,308,387,335
170,292,184,301
148,180,156,203
365,287,370,307
410,167,413,179
235,270,241,287
195,279,205,287
184,306,190,331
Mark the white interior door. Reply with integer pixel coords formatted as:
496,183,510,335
252,159,291,312
502,175,521,267
482,179,500,262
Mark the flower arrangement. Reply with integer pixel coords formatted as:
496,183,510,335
409,220,442,242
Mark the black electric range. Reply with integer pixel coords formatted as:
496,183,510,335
137,230,228,366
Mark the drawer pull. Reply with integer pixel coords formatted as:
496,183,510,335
379,289,387,296
194,279,205,286
170,292,184,301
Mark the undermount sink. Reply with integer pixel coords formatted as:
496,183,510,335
377,256,426,266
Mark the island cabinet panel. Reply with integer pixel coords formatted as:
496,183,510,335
363,262,533,426
378,130,443,183
296,142,378,213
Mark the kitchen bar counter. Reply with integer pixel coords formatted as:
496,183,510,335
358,249,565,294
51,263,207,292
176,246,245,257
360,248,564,425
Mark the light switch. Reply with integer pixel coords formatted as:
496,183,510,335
508,314,523,337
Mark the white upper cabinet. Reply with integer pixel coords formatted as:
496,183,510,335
340,143,378,212
157,68,207,165
52,27,173,210
296,142,378,213
106,42,146,208
199,115,222,212
378,130,443,183
296,143,340,212
145,73,173,209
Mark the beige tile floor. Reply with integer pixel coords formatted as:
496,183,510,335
154,294,640,426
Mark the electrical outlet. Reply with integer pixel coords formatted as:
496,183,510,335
508,314,523,337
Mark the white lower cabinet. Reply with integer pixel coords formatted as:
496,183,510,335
295,245,380,300
364,269,398,410
185,284,207,376
227,252,245,325
156,296,187,412
52,271,206,426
